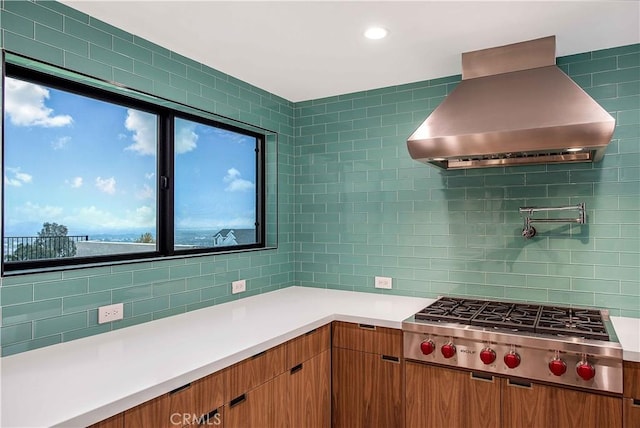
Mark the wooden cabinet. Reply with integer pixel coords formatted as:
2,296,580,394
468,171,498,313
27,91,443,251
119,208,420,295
168,371,225,427
624,361,640,428
502,377,622,428
332,321,401,356
91,324,330,428
224,342,287,403
273,349,331,428
405,361,500,428
406,360,622,428
123,394,170,428
332,322,403,428
224,325,331,428
121,370,225,428
224,378,273,428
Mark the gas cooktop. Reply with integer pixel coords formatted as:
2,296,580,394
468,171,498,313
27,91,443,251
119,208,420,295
413,296,610,341
403,296,623,394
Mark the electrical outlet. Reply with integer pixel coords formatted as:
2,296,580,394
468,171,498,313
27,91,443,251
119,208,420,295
98,303,124,324
232,279,246,294
375,276,392,289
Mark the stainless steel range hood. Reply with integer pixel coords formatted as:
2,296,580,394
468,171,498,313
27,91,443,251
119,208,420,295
407,36,615,170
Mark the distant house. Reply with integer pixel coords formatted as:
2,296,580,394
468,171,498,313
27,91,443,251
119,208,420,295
212,229,256,247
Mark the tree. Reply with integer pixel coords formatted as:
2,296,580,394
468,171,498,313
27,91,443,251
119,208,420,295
10,222,77,261
135,232,155,243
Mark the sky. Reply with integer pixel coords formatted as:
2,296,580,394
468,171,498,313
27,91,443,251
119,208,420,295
3,76,258,239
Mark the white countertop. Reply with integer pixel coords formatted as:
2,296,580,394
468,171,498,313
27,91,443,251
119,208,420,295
1,287,638,428
611,316,640,363
0,287,432,428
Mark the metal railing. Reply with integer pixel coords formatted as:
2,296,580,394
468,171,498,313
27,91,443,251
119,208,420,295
3,235,89,261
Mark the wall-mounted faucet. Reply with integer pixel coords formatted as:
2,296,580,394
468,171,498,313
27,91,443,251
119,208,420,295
518,203,586,239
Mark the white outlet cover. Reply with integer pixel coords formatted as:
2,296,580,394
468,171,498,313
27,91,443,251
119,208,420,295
375,276,392,289
98,303,124,324
232,280,246,294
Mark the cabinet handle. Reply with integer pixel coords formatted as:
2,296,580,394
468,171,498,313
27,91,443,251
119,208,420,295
251,350,266,359
230,394,246,407
470,372,494,383
290,363,303,374
633,399,640,407
169,382,191,394
198,408,220,426
381,355,400,364
507,379,532,389
358,324,376,330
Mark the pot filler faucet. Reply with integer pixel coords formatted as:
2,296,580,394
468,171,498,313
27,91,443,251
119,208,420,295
519,203,586,239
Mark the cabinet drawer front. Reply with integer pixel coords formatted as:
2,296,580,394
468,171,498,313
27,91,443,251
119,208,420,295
124,394,170,428
624,361,640,398
225,342,286,402
332,321,401,355
624,398,640,428
224,379,273,428
287,324,331,368
169,371,225,424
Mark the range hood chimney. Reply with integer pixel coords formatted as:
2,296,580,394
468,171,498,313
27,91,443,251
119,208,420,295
407,36,615,170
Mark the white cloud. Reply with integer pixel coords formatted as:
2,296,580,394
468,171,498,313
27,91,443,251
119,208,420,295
124,109,157,156
175,215,254,230
145,172,155,180
15,202,64,221
72,205,155,229
4,77,73,127
52,136,71,150
223,168,254,192
69,177,83,188
96,176,116,194
175,122,198,154
4,167,32,187
136,184,154,200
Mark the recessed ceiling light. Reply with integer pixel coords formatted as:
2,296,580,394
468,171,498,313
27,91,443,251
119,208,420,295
364,27,388,40
566,148,584,152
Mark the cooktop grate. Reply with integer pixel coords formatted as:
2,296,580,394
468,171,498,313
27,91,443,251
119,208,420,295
415,297,609,341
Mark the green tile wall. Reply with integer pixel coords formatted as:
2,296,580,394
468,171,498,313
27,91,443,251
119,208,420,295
0,1,295,356
293,44,640,318
0,1,638,358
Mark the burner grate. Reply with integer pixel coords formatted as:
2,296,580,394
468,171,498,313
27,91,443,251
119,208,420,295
536,307,609,341
415,297,486,323
470,302,540,333
416,297,610,341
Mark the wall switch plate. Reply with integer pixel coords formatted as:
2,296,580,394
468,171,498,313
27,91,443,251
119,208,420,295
98,303,124,324
375,276,392,289
232,279,246,294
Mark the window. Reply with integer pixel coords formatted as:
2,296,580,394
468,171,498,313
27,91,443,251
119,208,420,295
174,117,260,251
2,60,266,273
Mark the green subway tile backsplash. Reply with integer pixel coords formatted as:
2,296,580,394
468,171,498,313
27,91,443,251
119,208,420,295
0,0,295,356
0,1,637,357
294,43,640,316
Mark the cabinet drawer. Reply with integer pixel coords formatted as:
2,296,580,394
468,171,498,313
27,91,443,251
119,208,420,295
624,398,640,428
332,321,401,356
624,361,640,398
225,342,287,402
168,370,225,426
287,324,331,368
124,394,170,428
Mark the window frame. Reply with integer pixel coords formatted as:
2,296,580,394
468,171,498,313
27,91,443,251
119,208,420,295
2,59,267,274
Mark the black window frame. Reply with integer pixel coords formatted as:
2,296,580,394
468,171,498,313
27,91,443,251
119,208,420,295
2,61,266,274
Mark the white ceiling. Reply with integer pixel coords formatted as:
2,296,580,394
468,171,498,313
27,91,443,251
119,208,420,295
60,1,640,102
